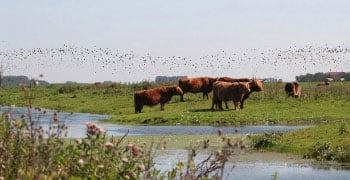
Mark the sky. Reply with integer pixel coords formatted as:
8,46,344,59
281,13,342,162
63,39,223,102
1,0,350,83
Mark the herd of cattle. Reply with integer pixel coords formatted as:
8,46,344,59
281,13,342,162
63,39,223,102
133,77,312,113
134,77,277,113
131,77,343,113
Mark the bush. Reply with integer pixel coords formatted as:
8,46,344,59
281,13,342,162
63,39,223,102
304,142,350,162
251,132,283,150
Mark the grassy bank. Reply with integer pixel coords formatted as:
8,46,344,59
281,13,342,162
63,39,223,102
252,122,350,162
0,81,349,125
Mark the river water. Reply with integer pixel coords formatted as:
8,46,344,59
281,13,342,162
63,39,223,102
0,106,308,138
1,106,349,179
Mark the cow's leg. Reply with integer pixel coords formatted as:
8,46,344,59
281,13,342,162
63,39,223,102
135,105,143,113
241,93,250,109
211,99,215,110
180,94,184,102
225,101,229,109
218,100,224,111
160,103,164,111
234,102,239,111
240,100,245,109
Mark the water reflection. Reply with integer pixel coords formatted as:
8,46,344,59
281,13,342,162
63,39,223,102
154,150,350,180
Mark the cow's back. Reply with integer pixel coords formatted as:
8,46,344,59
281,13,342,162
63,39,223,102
179,77,207,93
214,81,250,101
134,89,161,106
218,77,250,83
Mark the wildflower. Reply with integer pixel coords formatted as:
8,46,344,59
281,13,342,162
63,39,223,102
122,157,128,163
78,159,84,166
132,145,142,156
130,172,137,178
75,139,82,144
97,165,104,168
126,143,133,152
138,164,145,171
124,175,130,179
85,122,106,136
105,142,113,148
97,126,106,135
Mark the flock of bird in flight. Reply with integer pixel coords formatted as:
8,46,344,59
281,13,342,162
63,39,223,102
0,43,349,82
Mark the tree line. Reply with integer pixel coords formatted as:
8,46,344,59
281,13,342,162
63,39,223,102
0,76,50,87
295,72,349,82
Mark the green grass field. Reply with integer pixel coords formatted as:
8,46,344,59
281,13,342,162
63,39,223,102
1,81,349,125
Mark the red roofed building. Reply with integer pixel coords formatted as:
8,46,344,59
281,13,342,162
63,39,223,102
327,72,346,81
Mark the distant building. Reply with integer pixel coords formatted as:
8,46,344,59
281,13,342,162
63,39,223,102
327,72,346,81
261,77,279,83
155,76,187,83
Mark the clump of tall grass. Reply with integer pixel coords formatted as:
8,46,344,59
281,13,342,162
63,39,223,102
0,106,160,179
304,142,350,163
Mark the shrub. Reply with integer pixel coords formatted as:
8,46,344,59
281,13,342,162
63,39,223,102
304,142,350,162
251,132,283,150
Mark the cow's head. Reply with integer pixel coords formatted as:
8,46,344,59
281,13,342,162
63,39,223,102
249,79,263,91
171,86,184,95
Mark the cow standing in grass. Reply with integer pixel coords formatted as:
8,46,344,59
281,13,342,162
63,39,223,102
212,79,263,110
134,86,183,113
285,82,301,98
178,77,217,102
211,81,251,111
317,82,330,86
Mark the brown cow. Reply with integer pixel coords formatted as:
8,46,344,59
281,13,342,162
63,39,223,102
134,86,183,113
285,82,301,98
215,79,263,110
211,81,251,111
178,77,217,102
317,82,330,86
240,79,263,109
